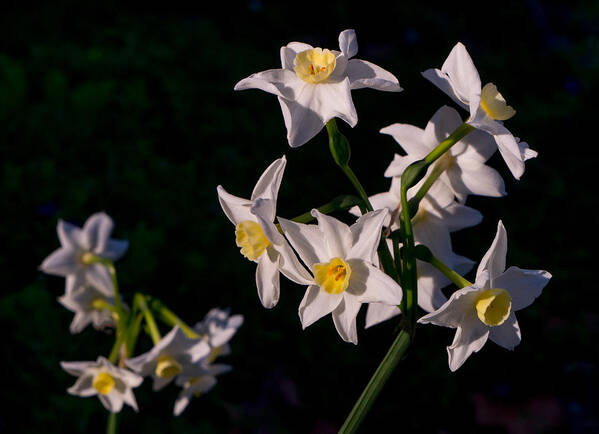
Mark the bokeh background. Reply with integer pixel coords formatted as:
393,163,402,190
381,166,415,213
1,1,597,433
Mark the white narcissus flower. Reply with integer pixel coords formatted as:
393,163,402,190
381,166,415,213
418,221,551,371
58,284,119,334
382,105,506,203
279,209,402,344
125,326,210,391
194,307,243,358
60,356,143,413
422,42,537,179
40,212,128,296
235,29,402,147
173,363,232,416
217,156,312,308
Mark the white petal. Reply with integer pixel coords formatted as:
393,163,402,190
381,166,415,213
67,375,97,397
277,91,324,148
346,59,401,92
234,68,304,100
60,360,96,376
436,202,483,232
57,220,83,249
216,185,253,226
448,158,506,199
99,389,124,413
417,261,449,313
312,209,353,259
278,217,325,268
251,156,287,205
418,285,480,328
338,29,358,58
347,260,402,305
280,42,313,69
493,266,551,311
102,239,129,261
383,153,418,178
447,318,489,371
441,42,481,105
121,387,139,412
174,393,192,416
82,212,114,253
255,251,281,309
69,312,92,334
494,131,525,180
311,79,357,127
365,303,401,328
86,264,115,296
39,247,79,276
332,295,362,344
153,375,174,391
348,209,388,263
477,220,507,282
380,123,429,157
489,311,521,350
422,68,469,110
298,285,343,329
429,106,464,146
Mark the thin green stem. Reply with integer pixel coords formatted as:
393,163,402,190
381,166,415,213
106,412,118,434
338,330,411,434
148,297,201,339
423,123,474,165
341,166,374,212
413,245,473,288
134,293,161,345
399,185,418,328
409,160,447,213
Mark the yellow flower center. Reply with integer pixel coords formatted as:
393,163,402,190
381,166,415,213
312,257,351,294
155,354,182,378
92,371,115,395
294,48,336,84
475,288,512,326
235,220,271,261
480,83,516,121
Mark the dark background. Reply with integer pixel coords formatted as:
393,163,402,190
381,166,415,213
1,1,597,433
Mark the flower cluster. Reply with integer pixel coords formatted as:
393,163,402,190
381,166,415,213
227,30,551,374
40,213,242,416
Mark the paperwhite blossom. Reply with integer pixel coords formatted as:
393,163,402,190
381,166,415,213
382,105,506,203
217,156,312,308
279,209,402,344
235,29,402,147
194,307,243,355
173,363,232,416
40,212,128,296
125,326,210,390
422,42,537,179
58,284,119,334
418,221,551,371
60,356,143,413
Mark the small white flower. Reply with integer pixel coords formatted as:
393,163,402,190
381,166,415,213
217,156,312,308
382,105,506,203
418,221,551,371
58,284,119,334
235,29,402,147
194,307,243,352
125,326,210,390
422,42,537,179
279,209,402,344
60,356,143,413
173,364,232,416
40,212,128,296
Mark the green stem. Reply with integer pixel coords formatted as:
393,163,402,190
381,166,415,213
407,160,447,217
291,195,362,224
399,185,418,328
338,330,411,434
423,123,474,165
148,297,201,339
106,412,118,434
341,165,374,212
413,245,472,288
134,293,161,345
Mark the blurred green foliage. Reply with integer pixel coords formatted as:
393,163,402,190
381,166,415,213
1,2,598,433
